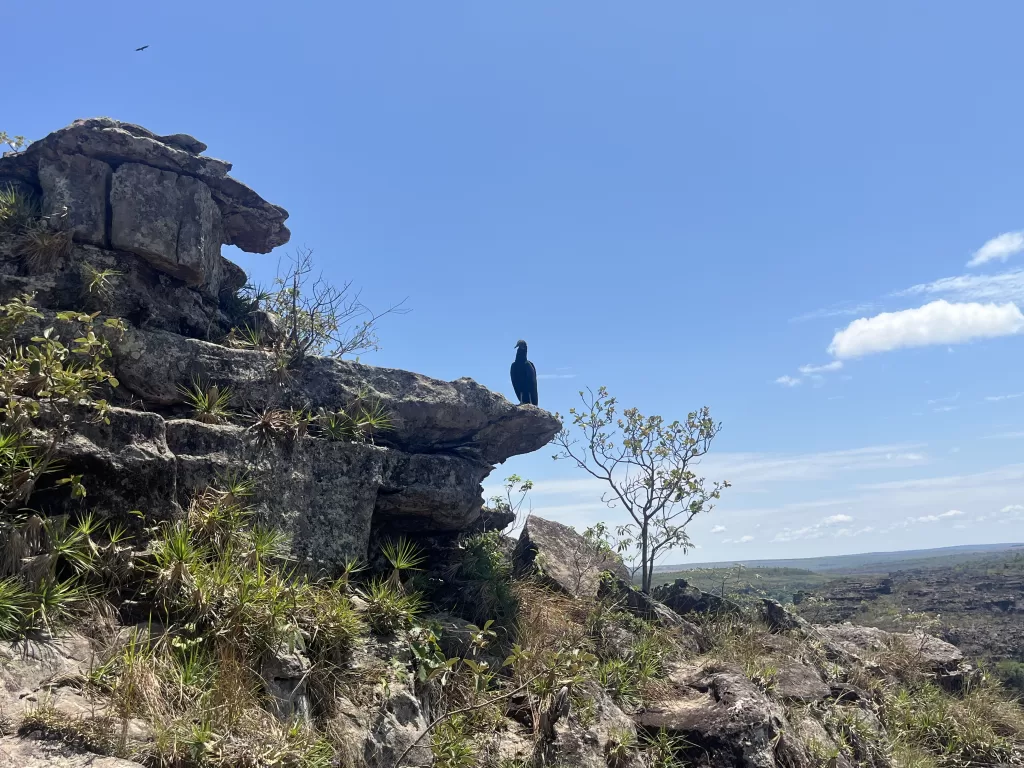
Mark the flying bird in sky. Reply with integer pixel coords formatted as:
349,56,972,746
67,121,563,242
510,340,538,406
135,45,149,52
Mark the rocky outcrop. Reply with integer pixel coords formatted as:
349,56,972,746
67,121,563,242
512,515,629,598
637,663,787,768
793,577,892,623
0,740,144,768
598,576,705,652
0,119,560,570
1,118,289,256
816,623,978,690
0,118,275,337
0,632,149,767
652,577,742,617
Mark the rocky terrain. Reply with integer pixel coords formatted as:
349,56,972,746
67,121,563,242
796,552,1024,686
0,119,1021,768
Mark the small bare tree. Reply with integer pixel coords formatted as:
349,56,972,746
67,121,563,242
252,247,408,362
553,386,729,593
488,474,534,531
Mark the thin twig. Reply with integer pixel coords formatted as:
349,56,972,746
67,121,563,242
395,673,544,767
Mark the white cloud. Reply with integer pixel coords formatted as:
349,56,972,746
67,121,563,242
700,443,928,488
859,464,1024,493
737,535,754,543
933,405,959,413
927,392,959,405
773,526,823,543
967,231,1024,267
537,373,577,380
798,361,844,375
789,303,877,323
986,392,1024,402
890,509,969,528
710,525,727,533
986,432,1024,439
827,300,1024,359
898,270,1024,304
775,376,802,387
774,513,856,541
822,514,854,525
1001,504,1024,515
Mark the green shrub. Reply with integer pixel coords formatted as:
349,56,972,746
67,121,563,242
431,714,476,768
995,660,1024,695
445,530,519,631
358,576,424,634
0,184,38,234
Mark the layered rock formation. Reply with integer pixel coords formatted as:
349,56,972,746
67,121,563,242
0,118,559,569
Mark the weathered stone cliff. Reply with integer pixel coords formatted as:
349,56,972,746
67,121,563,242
2,121,1020,768
0,118,560,569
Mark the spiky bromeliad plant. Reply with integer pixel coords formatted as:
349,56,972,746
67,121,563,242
179,377,235,425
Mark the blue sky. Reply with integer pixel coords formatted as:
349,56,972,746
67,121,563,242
6,2,1024,563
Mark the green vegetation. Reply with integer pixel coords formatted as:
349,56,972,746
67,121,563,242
0,131,26,152
179,378,235,425
553,385,729,593
0,262,1019,766
648,565,833,603
0,183,38,234
0,180,75,270
654,542,1024,577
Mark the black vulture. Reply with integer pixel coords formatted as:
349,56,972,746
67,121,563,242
510,340,538,406
135,45,149,51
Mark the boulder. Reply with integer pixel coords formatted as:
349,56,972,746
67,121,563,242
336,636,432,768
36,154,112,247
542,685,642,768
512,515,629,599
636,663,786,768
0,633,98,719
0,118,290,255
597,576,704,652
772,661,831,702
815,623,978,690
0,738,144,768
109,163,222,288
652,578,742,617
261,642,312,722
759,598,813,633
465,505,515,535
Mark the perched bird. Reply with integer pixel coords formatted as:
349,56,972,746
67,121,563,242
135,45,149,52
510,340,538,406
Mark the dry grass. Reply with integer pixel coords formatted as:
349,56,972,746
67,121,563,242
882,680,1024,767
19,703,141,762
513,581,591,653
16,224,72,272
